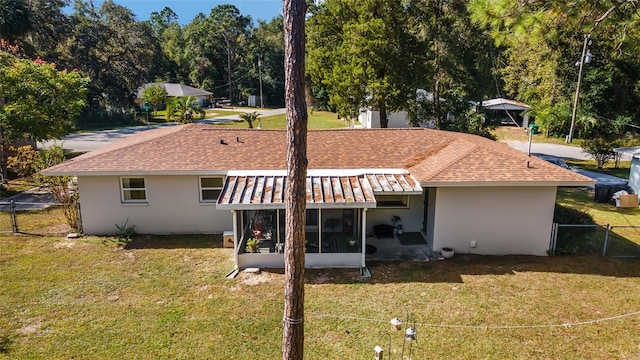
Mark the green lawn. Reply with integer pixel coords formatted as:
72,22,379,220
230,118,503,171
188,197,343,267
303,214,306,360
567,159,631,179
2,197,640,358
0,178,39,200
211,110,348,130
1,234,640,359
493,126,578,145
557,187,640,225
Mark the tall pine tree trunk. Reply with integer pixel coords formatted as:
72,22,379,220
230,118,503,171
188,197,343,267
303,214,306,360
282,0,308,359
379,102,389,128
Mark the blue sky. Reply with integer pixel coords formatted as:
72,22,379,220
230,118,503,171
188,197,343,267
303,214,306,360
90,0,283,25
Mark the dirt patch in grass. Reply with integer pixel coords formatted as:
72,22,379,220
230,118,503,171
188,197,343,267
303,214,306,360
16,321,41,335
240,270,280,285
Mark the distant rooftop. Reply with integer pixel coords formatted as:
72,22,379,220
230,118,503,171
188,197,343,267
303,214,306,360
136,83,212,98
482,98,530,111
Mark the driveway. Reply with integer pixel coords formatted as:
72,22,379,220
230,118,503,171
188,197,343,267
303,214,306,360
0,187,59,211
39,108,286,153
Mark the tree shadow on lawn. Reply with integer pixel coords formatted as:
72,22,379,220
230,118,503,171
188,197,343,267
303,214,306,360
300,255,640,285
123,234,223,250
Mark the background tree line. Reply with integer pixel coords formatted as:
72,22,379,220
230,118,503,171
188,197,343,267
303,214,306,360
1,0,285,126
2,0,639,142
306,0,640,141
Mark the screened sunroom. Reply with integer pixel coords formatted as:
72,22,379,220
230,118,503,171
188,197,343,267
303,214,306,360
216,170,422,270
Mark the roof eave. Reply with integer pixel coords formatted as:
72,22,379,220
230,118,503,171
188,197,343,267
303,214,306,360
41,170,230,177
421,180,596,187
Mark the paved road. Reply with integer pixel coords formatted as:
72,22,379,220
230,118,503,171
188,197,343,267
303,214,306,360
506,140,633,161
0,187,58,211
40,108,286,153
506,140,591,160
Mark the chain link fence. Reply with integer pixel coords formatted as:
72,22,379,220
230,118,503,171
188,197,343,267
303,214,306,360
550,224,640,258
0,201,72,235
605,226,640,258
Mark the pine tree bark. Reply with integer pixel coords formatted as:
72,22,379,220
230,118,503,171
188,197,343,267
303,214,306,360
282,0,308,359
379,102,389,128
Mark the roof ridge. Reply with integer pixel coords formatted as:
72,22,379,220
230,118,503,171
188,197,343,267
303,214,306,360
418,139,478,180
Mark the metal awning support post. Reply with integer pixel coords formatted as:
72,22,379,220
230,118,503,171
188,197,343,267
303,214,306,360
361,208,368,268
232,210,239,269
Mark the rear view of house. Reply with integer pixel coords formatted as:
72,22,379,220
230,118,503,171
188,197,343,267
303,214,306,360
43,125,593,270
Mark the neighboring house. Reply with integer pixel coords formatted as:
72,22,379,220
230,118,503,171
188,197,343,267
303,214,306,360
358,108,411,128
615,146,640,194
136,83,213,108
42,125,593,271
481,98,532,127
358,90,447,129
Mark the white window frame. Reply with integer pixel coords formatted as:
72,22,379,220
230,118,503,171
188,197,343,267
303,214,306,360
375,194,410,209
199,176,224,203
120,177,147,203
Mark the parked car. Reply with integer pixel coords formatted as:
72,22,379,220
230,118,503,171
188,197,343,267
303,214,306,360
533,154,571,169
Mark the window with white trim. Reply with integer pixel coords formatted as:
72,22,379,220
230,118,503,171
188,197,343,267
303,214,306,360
375,195,409,208
200,177,224,202
121,177,146,202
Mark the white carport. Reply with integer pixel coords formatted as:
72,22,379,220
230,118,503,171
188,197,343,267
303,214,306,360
482,98,531,127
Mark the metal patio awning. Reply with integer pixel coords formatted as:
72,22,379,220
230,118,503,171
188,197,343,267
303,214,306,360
216,171,423,210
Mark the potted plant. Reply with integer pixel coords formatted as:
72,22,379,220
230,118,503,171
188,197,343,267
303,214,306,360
441,247,455,259
396,224,404,235
245,237,259,253
347,237,356,246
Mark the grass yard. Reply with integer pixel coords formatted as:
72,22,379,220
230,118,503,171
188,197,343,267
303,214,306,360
0,178,39,200
1,166,640,358
145,109,245,123
1,233,640,359
493,126,578,145
567,159,631,179
211,110,348,130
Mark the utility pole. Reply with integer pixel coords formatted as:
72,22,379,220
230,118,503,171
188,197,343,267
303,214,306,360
258,54,265,108
225,37,233,105
567,35,591,143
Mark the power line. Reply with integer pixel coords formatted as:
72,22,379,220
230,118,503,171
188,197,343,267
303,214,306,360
307,309,640,330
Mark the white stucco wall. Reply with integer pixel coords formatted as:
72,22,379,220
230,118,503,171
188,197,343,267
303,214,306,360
432,186,557,256
366,194,424,233
387,111,409,128
629,157,640,195
77,176,233,235
360,109,410,128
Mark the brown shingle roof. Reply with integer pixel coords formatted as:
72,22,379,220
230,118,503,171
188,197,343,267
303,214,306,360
43,124,594,186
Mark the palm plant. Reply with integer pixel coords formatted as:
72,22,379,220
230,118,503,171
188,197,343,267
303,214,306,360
168,96,205,124
239,111,261,128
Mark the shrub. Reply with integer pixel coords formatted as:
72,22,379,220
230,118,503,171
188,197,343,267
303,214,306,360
7,145,38,178
553,204,600,255
34,144,81,230
77,108,141,130
580,137,615,169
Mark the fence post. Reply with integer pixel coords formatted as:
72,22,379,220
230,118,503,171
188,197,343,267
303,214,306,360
9,200,18,233
551,223,558,256
549,223,556,256
75,201,83,234
602,224,611,257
